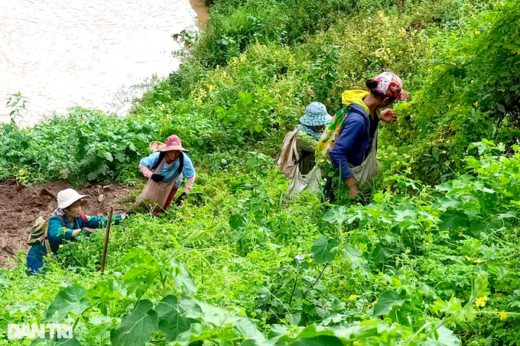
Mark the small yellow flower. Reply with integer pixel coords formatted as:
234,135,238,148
419,129,422,132
475,31,481,35
170,280,175,286
474,101,479,107
474,259,483,264
446,140,451,143
396,161,400,165
77,281,81,284
500,311,508,320
442,150,447,154
320,159,324,163
465,256,473,261
59,245,64,248
348,295,357,301
407,167,412,172
459,232,463,236
475,296,487,307
340,281,344,286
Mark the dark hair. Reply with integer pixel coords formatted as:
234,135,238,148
366,78,396,102
152,152,167,170
151,151,184,176
366,78,379,93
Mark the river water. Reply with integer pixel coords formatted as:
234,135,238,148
0,0,204,127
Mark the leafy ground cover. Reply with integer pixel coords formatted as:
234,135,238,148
3,142,520,345
1,0,520,344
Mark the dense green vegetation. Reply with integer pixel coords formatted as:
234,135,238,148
1,0,520,344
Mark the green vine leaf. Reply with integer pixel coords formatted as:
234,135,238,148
311,236,339,264
110,299,158,346
45,284,91,323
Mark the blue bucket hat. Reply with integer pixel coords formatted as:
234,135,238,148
299,102,332,126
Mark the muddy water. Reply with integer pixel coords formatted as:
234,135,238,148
0,0,207,127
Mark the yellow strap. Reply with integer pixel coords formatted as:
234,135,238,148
44,240,52,256
43,222,52,255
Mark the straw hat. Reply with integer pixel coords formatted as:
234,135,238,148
149,141,165,152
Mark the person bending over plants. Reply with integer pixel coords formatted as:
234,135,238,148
26,188,127,274
136,134,196,214
318,72,408,201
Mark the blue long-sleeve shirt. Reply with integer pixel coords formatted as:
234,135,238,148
27,213,121,273
329,105,373,179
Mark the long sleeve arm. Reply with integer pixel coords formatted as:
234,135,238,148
180,153,196,194
139,165,153,178
183,173,196,194
296,135,318,153
329,116,364,179
139,153,160,178
48,217,74,242
82,215,122,229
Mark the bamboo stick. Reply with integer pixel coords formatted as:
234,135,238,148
100,207,113,273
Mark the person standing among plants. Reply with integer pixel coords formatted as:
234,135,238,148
136,135,196,214
26,188,127,274
319,72,408,200
284,102,332,195
296,102,333,174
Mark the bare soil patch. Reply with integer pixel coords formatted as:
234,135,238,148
0,180,135,268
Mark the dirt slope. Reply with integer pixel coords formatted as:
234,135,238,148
0,180,135,268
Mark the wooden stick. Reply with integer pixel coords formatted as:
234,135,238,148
100,207,113,274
